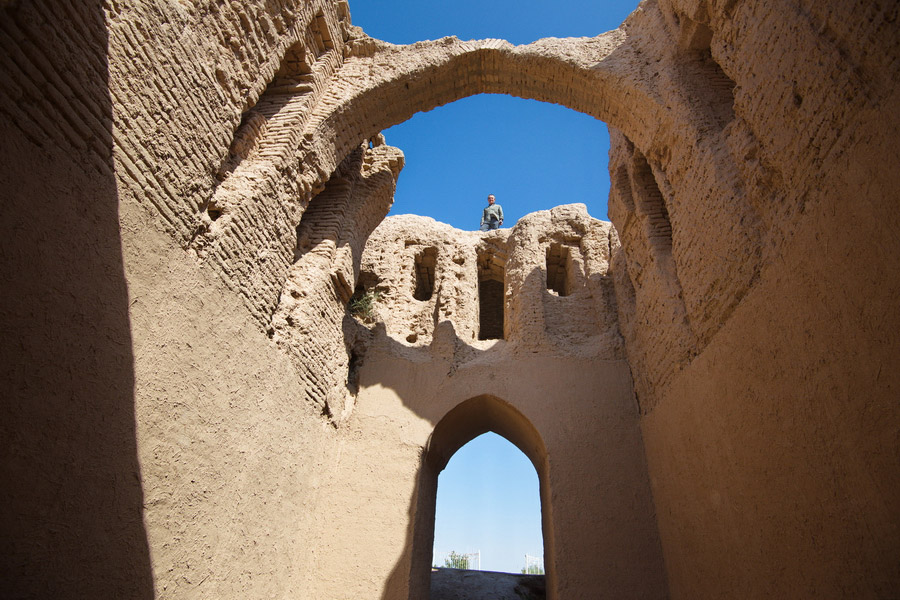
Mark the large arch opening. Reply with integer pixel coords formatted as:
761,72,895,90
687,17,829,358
200,0,689,331
432,432,543,575
410,395,554,599
210,8,670,235
348,0,640,232
376,94,613,231
281,36,669,215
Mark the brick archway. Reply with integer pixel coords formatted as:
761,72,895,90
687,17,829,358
204,27,680,326
296,34,669,193
411,395,555,598
216,30,672,217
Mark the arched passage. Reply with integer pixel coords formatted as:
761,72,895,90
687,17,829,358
408,395,556,599
214,31,673,215
432,432,544,574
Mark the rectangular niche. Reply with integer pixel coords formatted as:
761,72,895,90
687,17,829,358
413,247,437,301
477,249,506,340
546,243,571,296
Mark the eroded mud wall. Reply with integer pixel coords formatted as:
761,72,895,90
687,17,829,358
4,0,898,597
1,0,359,596
607,1,900,597
121,170,338,597
0,3,153,596
110,0,404,591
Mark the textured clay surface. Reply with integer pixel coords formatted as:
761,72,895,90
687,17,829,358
1,0,898,599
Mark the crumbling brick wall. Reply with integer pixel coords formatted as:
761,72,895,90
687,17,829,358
2,0,898,598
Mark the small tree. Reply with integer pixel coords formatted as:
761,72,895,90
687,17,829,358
521,554,544,575
443,551,469,570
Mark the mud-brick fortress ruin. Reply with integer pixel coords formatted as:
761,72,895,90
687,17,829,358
1,0,899,598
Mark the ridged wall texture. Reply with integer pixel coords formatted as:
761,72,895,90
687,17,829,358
1,0,898,598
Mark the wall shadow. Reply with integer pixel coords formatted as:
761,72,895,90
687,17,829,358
0,2,154,597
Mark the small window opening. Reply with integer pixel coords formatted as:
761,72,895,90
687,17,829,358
477,249,505,340
545,243,571,296
414,247,437,301
478,279,504,340
346,348,361,394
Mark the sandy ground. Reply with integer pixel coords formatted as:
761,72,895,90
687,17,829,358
430,568,545,600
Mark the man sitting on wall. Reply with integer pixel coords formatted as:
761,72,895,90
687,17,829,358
480,194,504,231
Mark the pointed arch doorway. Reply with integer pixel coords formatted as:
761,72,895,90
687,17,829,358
408,395,557,598
432,432,543,574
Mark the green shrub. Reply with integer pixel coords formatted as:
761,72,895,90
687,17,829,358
348,289,381,323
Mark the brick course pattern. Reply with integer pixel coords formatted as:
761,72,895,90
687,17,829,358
2,0,898,598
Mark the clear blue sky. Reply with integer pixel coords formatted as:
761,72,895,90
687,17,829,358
350,0,639,574
432,433,542,574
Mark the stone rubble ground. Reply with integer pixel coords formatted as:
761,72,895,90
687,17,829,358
430,568,545,600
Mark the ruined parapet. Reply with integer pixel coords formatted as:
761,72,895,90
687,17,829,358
358,215,482,346
504,204,623,358
356,204,624,360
